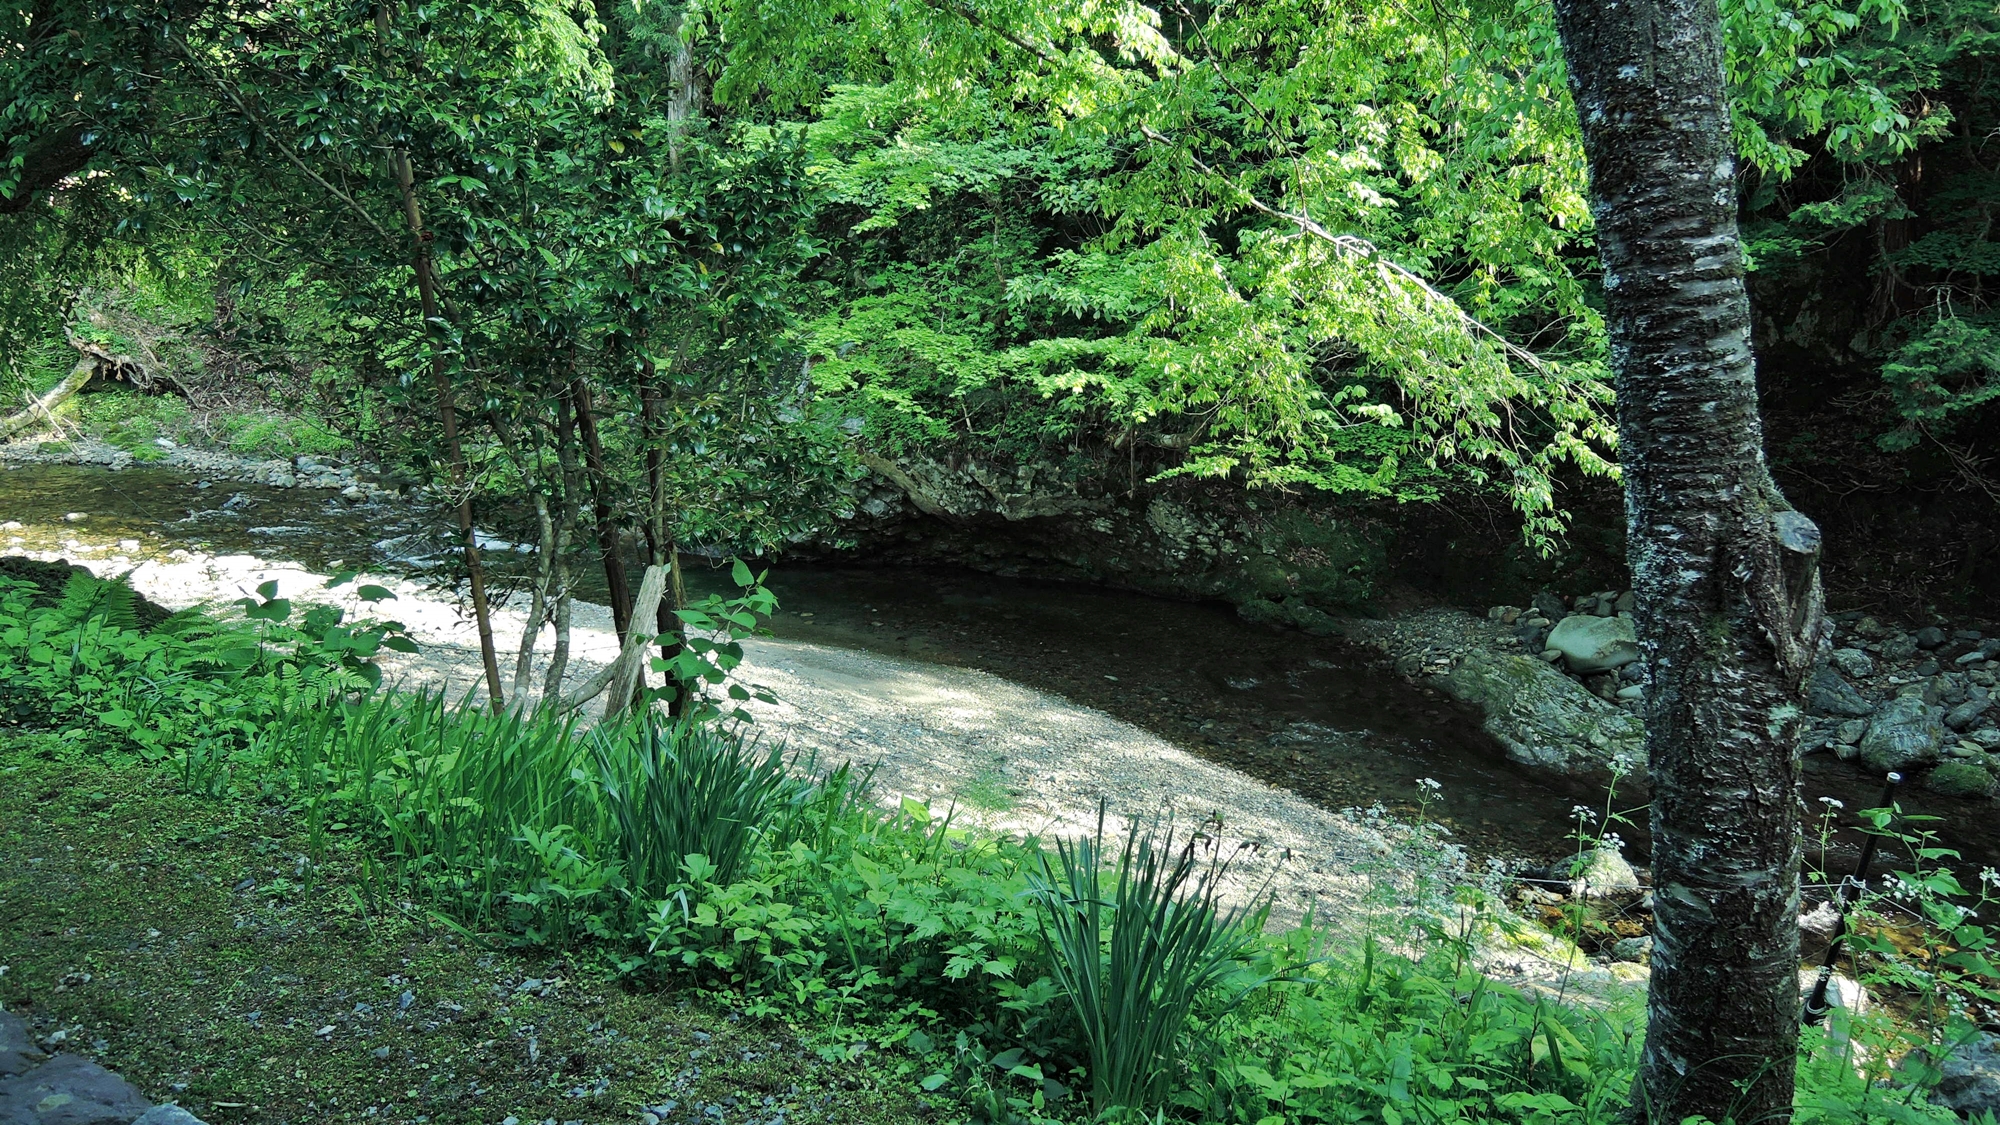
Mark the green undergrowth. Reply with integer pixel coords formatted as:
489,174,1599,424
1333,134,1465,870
0,567,1981,1125
54,388,351,461
0,736,931,1125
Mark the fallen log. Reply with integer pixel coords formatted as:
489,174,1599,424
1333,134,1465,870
0,357,93,442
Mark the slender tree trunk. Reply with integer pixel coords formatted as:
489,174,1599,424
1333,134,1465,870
545,385,584,700
572,377,633,642
513,488,557,701
386,149,506,711
639,357,690,718
1548,4,1830,1122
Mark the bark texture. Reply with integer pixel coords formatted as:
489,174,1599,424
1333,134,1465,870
1548,2,1830,1122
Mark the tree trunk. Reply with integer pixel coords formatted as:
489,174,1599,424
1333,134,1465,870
639,359,690,718
1548,3,1830,1123
375,3,505,711
572,378,633,643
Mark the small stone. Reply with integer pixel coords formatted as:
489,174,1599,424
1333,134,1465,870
1883,633,1920,662
1540,648,1563,663
372,1047,391,1060
1829,648,1875,678
1915,660,1941,677
1616,685,1643,701
1610,936,1652,963
1959,651,1991,666
1947,696,1993,732
1972,729,2000,750
1917,626,1949,649
1614,591,1636,615
62,512,86,522
1837,719,1867,745
1956,630,1985,643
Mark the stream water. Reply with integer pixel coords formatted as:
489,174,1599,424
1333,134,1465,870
0,462,1981,878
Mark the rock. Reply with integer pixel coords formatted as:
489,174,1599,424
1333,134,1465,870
1916,659,1941,677
1883,633,1920,662
1858,695,1947,774
1616,684,1643,701
1571,845,1641,897
1547,614,1641,674
1539,648,1562,663
1927,760,1997,799
133,1107,211,1125
1532,591,1567,622
1799,900,1840,937
1837,719,1868,745
1829,648,1875,678
1972,729,2000,750
1807,668,1876,718
0,1054,151,1125
1614,591,1636,615
0,1011,46,1077
1961,650,1992,667
1947,694,1993,732
1917,626,1949,649
1924,1032,2000,1118
1438,648,1646,775
1610,936,1652,963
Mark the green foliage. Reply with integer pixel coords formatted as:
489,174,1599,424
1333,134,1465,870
0,570,408,763
593,718,801,893
1027,814,1274,1117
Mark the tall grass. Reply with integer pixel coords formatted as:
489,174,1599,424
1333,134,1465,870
592,717,802,894
1028,812,1275,1118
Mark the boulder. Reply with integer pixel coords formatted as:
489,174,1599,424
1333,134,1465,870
1858,696,1947,774
0,1054,151,1125
1808,668,1876,718
1926,761,1997,799
1829,648,1875,679
0,1010,45,1077
1925,1032,2000,1118
1571,845,1641,897
1438,650,1646,776
1547,614,1641,674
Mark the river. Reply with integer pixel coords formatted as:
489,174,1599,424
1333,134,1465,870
0,462,1977,881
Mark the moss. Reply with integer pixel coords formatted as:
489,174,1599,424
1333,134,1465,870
1925,760,1996,799
0,739,935,1125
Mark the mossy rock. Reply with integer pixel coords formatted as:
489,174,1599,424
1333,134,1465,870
1248,510,1387,610
1925,760,1997,799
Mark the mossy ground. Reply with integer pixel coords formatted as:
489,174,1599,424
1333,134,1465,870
0,732,935,1125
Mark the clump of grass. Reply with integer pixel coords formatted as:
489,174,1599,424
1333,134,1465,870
593,716,801,894
1028,812,1275,1118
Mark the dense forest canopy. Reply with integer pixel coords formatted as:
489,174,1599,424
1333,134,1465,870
1,0,1994,562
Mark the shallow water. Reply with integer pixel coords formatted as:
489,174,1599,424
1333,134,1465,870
0,462,1975,877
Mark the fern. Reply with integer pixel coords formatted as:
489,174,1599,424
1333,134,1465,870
54,571,141,631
